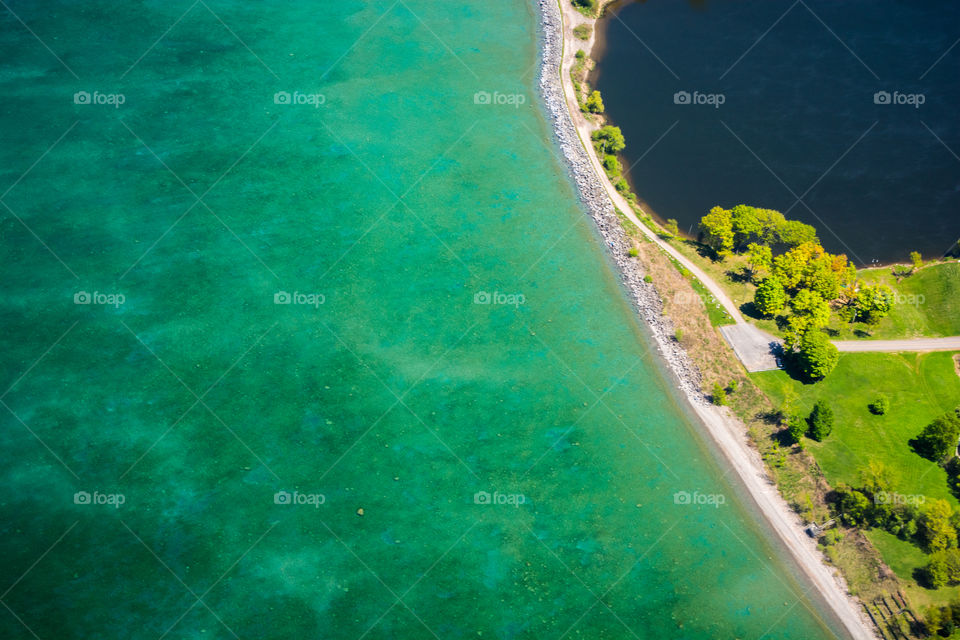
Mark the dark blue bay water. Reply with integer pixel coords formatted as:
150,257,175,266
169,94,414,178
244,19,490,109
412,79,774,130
595,0,960,264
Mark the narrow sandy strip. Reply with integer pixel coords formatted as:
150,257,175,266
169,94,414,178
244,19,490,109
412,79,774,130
534,1,877,638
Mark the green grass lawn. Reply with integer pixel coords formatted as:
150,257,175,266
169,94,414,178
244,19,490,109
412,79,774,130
752,351,960,604
853,262,960,338
866,528,960,611
751,352,960,504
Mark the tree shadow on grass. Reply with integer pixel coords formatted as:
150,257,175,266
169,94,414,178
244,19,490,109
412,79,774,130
741,301,766,321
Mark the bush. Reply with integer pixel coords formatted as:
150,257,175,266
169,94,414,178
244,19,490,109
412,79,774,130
573,24,592,40
573,0,597,8
614,178,629,193
602,154,620,175
868,395,889,415
674,329,684,342
711,382,727,406
628,247,638,258
585,90,604,113
808,400,834,441
643,275,652,283
786,414,806,444
591,126,625,154
575,49,586,61
910,250,923,270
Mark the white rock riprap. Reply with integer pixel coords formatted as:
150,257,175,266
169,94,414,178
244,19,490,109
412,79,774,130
535,0,704,402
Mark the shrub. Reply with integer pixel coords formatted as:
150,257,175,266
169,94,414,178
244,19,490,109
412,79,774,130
643,275,652,283
910,250,923,270
575,49,586,61
585,90,604,113
602,154,620,175
573,24,592,40
711,382,727,406
591,126,625,154
628,247,638,258
808,400,834,441
868,395,889,415
614,178,629,193
674,329,684,342
573,0,597,9
786,414,806,444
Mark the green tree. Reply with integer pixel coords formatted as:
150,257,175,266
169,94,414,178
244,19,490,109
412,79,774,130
868,394,889,415
910,250,923,270
602,154,620,176
753,276,786,316
746,243,772,278
914,411,960,462
853,284,893,325
777,219,817,247
858,459,898,495
699,206,734,257
808,400,834,441
585,90,604,113
795,330,839,381
921,499,958,553
664,218,679,236
755,208,786,245
730,204,761,250
572,0,597,11
786,414,806,444
836,486,871,526
591,126,625,154
926,552,952,588
789,288,831,329
711,382,727,406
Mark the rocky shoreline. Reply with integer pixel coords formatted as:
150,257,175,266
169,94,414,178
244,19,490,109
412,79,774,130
534,0,705,403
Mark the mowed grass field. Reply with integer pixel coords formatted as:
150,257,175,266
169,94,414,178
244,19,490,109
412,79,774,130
855,262,960,339
752,351,960,606
752,351,960,502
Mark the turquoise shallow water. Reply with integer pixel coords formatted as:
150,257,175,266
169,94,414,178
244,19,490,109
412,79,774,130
1,1,842,638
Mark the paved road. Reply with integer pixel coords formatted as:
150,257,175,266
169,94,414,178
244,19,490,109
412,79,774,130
834,337,960,352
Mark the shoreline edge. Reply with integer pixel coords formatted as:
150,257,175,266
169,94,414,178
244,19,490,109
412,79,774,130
532,1,878,638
